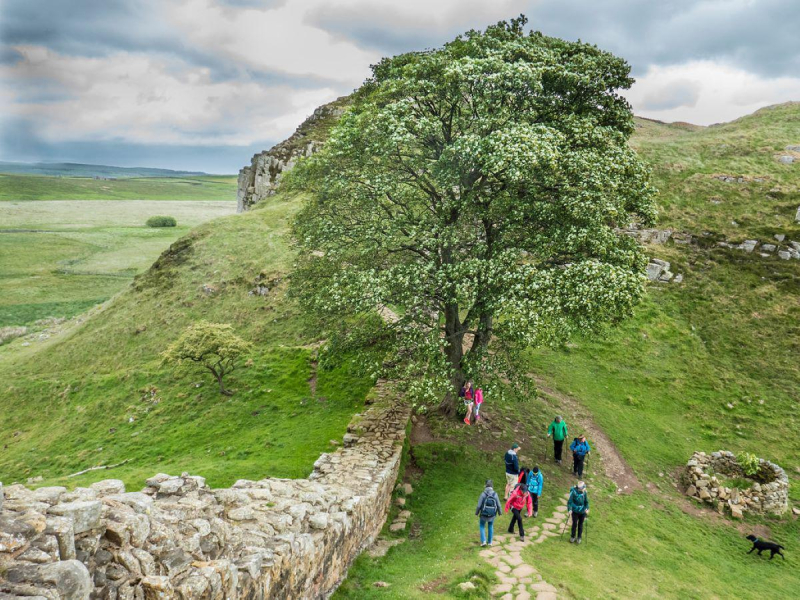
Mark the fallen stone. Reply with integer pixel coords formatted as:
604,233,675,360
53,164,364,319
778,250,791,260
373,581,390,587
731,504,744,519
395,497,406,507
458,581,477,592
775,234,786,242
389,521,406,532
778,155,795,164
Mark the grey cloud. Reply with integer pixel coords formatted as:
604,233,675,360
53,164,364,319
0,116,274,173
308,0,800,78
640,80,701,111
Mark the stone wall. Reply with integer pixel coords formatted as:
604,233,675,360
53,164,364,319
0,381,410,599
683,450,790,519
237,100,346,212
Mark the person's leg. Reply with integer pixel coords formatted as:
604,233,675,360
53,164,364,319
577,456,584,477
570,512,578,541
507,509,516,533
479,518,486,545
572,454,579,475
532,493,539,515
577,513,585,540
518,510,525,539
554,439,563,462
487,518,494,544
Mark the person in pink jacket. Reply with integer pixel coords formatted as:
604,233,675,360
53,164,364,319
504,483,533,541
474,387,484,421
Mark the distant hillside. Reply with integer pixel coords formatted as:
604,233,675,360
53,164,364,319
0,161,208,178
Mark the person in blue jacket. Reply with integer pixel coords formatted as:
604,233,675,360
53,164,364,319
504,443,521,499
526,466,543,517
569,435,591,478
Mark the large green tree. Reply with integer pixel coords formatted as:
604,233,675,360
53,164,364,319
290,17,656,414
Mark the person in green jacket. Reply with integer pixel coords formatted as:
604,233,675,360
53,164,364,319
567,481,590,544
547,415,568,464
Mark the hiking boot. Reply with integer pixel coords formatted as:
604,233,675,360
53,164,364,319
507,529,514,534
569,537,575,543
519,536,524,542
577,537,582,544
533,510,538,518
480,542,487,547
463,417,470,425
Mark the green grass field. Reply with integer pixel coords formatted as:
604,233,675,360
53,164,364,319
0,173,237,200
0,200,236,326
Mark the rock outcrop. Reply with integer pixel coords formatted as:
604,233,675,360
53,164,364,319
1,381,410,599
237,99,347,212
683,451,790,518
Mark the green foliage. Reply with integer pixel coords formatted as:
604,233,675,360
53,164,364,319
162,321,252,394
737,451,760,476
290,17,655,414
146,215,177,227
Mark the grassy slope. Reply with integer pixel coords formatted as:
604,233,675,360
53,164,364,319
0,200,235,326
338,106,800,598
0,174,237,201
0,192,376,489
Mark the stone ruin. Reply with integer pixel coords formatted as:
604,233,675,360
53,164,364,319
0,381,410,599
683,451,790,519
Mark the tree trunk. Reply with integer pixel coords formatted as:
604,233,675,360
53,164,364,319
212,368,232,396
438,301,465,416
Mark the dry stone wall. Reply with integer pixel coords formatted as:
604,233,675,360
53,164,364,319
1,381,410,599
683,451,790,519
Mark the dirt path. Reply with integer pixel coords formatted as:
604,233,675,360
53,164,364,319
532,376,642,494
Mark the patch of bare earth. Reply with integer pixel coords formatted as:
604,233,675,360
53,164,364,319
532,375,642,494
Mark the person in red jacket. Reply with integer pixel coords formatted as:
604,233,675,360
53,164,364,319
504,483,533,541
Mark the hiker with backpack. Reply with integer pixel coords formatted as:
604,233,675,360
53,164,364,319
504,443,521,499
568,481,590,544
547,416,568,464
570,434,591,477
504,482,533,541
475,479,501,547
526,466,543,518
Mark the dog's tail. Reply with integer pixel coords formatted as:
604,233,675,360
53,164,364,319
778,545,785,550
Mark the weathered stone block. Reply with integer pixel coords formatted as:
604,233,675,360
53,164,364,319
48,500,102,534
4,559,92,600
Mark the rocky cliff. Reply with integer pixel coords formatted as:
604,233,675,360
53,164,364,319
0,381,409,599
237,99,347,212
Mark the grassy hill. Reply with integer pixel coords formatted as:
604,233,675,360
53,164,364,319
0,192,376,489
1,103,799,598
0,173,237,200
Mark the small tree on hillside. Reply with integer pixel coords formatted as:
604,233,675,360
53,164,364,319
289,16,656,415
162,321,252,395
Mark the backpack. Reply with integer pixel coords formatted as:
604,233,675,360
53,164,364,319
527,472,542,495
570,489,587,512
481,493,499,518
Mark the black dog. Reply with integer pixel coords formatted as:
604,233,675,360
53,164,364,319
746,535,785,560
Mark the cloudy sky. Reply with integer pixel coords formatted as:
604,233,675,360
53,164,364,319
1,0,798,173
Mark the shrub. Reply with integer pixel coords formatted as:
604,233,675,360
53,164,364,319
737,451,760,476
146,215,177,227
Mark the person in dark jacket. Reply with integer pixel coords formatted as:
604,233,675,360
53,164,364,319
504,443,521,499
475,479,501,546
547,415,568,464
567,481,590,543
569,434,591,477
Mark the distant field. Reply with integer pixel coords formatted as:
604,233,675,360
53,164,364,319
0,173,237,200
0,199,236,326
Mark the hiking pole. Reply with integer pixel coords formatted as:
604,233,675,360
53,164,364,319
543,435,549,462
559,512,571,541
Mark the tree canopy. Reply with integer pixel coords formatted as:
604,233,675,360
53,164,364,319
290,16,656,414
162,321,252,395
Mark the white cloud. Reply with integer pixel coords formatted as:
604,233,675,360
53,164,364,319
626,61,800,125
1,45,337,145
